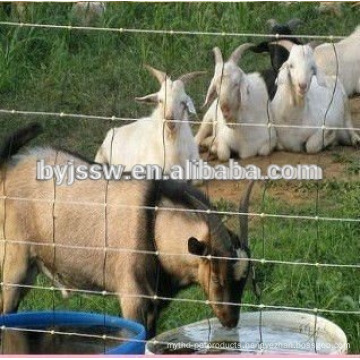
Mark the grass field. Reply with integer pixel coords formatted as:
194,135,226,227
0,1,359,354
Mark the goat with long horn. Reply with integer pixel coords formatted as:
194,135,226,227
195,44,277,162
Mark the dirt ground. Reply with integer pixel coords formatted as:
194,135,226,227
198,96,360,205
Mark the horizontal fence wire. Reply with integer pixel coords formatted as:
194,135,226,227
0,20,352,40
1,194,359,224
1,282,359,316
0,18,358,354
1,108,360,132
1,237,360,270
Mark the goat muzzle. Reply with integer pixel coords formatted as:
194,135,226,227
297,83,308,96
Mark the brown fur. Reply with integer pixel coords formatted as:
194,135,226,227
0,145,252,337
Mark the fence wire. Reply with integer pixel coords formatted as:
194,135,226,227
0,17,358,355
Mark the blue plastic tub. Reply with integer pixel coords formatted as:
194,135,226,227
0,311,146,354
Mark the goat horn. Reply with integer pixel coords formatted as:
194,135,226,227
203,79,216,108
286,18,302,30
178,71,207,84
239,180,255,249
213,47,223,64
270,39,295,52
229,43,254,63
144,64,167,84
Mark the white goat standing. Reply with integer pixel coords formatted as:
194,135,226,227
195,44,277,161
314,25,360,97
272,41,360,153
95,65,203,176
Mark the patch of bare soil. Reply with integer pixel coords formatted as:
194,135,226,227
198,96,360,206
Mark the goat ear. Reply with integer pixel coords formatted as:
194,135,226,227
188,237,209,257
135,93,158,104
185,96,197,115
275,63,289,86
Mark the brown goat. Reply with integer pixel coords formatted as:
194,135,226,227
0,124,253,338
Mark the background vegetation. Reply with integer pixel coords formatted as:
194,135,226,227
0,1,358,354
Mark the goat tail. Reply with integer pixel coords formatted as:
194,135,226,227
0,123,43,168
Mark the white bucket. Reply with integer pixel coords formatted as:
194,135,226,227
146,311,348,355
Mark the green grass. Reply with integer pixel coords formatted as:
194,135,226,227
0,1,359,354
18,185,360,353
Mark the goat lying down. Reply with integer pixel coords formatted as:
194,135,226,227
195,44,277,161
95,65,202,177
314,25,360,97
0,124,253,338
272,41,360,153
196,18,302,160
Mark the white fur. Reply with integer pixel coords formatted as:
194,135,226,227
314,26,360,96
196,45,277,161
272,44,360,153
95,69,200,177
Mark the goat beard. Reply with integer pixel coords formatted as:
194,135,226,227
165,122,179,140
290,85,305,107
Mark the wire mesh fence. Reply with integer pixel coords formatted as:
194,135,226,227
0,2,359,355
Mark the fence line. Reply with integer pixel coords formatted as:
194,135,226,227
1,195,359,224
2,238,359,270
2,281,359,316
0,20,351,40
0,17,358,354
1,108,360,132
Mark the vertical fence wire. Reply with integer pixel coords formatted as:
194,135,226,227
0,14,358,354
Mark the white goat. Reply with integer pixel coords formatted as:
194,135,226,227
95,65,203,177
272,41,360,153
314,25,360,97
195,44,277,161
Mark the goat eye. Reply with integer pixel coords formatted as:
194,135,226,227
289,64,294,69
